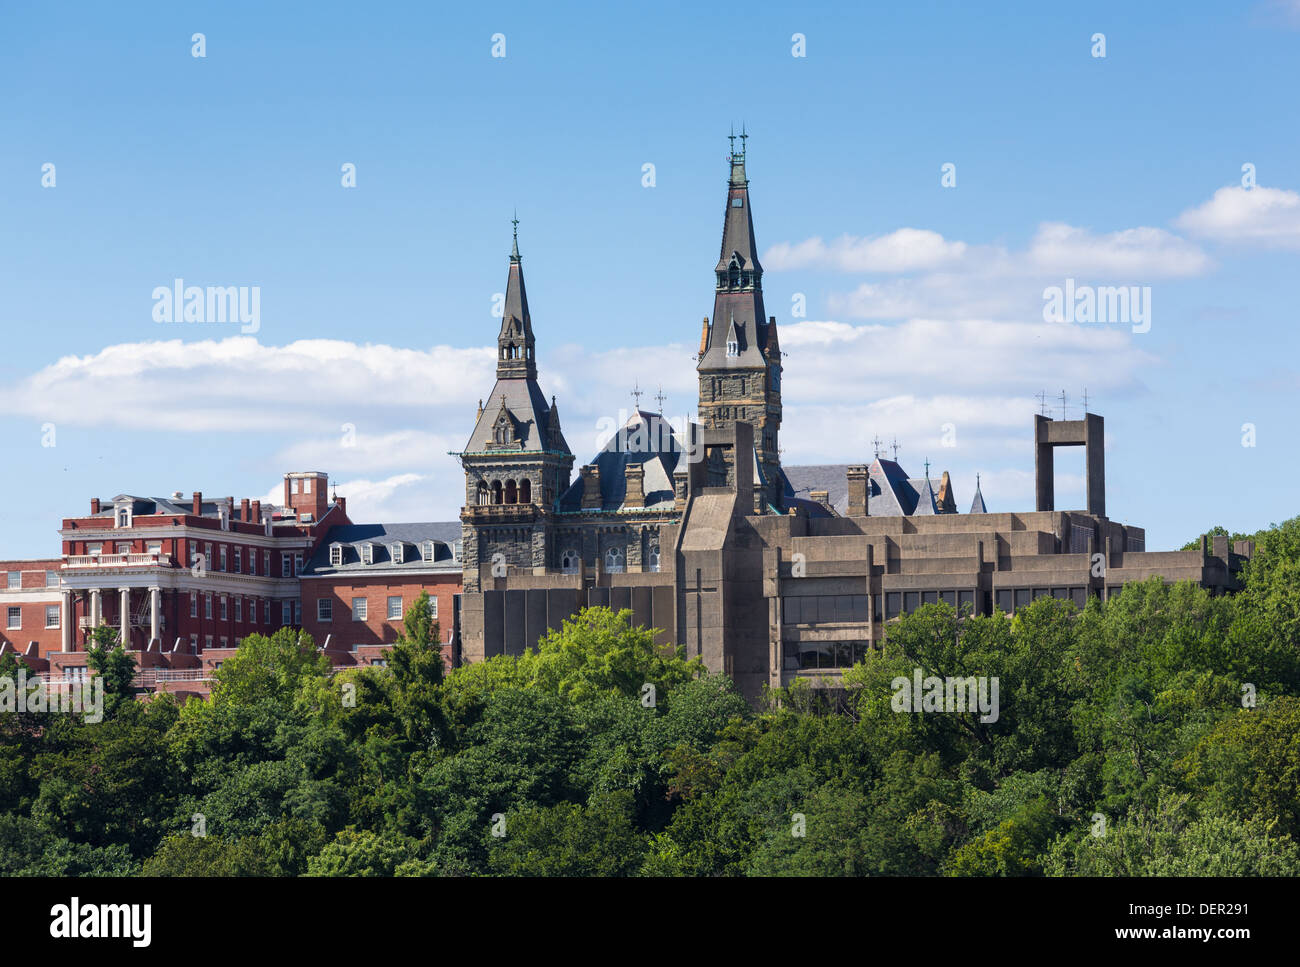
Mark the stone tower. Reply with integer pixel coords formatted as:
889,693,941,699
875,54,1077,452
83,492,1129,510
695,133,786,512
459,221,574,592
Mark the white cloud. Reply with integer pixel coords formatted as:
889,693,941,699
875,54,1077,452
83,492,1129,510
1026,222,1212,277
764,229,968,273
1175,185,1300,248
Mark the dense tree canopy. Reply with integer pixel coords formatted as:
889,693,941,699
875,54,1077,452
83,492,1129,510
2,516,1298,876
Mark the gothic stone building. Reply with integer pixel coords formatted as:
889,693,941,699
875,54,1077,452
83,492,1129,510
457,141,1251,703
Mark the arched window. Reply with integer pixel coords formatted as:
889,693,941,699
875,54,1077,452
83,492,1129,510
505,480,518,504
647,542,661,573
520,479,532,504
604,546,625,574
491,480,503,504
560,549,579,574
728,257,740,287
477,482,489,505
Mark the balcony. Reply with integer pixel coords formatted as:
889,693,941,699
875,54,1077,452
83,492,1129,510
65,553,172,569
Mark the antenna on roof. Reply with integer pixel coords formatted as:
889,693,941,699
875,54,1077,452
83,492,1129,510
891,437,900,461
871,435,883,459
1035,390,1049,417
631,382,643,408
1059,389,1069,421
1081,387,1090,414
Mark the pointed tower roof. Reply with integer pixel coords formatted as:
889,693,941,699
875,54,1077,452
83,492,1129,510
497,215,536,380
969,473,988,514
699,131,770,372
912,471,938,516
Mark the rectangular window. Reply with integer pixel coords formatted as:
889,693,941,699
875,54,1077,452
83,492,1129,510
264,599,270,624
387,596,403,620
190,592,197,618
219,546,227,571
303,478,311,494
219,596,228,621
116,542,131,555
294,600,301,625
263,551,270,575
318,599,333,621
190,634,197,650
220,636,228,649
66,666,87,682
886,592,902,619
294,553,302,576
330,545,342,567
282,600,293,625
234,548,242,574
427,596,438,619
5,572,18,589
996,589,1013,613
205,543,213,567
89,543,102,557
282,554,292,578
362,544,373,565
205,635,213,651
45,605,59,628
248,551,256,576
234,597,242,623
291,479,299,494
45,570,59,588
204,594,213,619
147,541,162,557
352,597,367,621
903,591,920,614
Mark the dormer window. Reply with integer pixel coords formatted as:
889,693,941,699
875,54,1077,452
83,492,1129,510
329,544,342,567
391,542,403,564
731,197,743,208
362,543,374,565
727,339,738,357
422,541,434,562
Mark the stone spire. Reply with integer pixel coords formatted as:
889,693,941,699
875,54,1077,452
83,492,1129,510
497,216,536,380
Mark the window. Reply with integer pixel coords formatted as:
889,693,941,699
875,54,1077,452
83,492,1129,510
387,596,403,620
234,548,241,573
370,659,388,667
116,542,131,555
45,605,59,628
294,554,302,576
291,479,299,494
422,541,434,562
45,570,58,588
726,339,738,357
391,543,403,564
190,592,197,618
294,600,301,625
263,599,271,624
88,544,102,557
205,543,213,567
5,572,18,589
219,596,228,620
117,508,129,527
189,634,197,650
352,597,367,621
604,546,625,573
219,546,227,571
147,541,162,557
317,599,333,622
330,544,342,567
303,478,311,494
282,554,292,578
647,543,661,573
204,594,212,619
235,597,242,623
248,552,256,576
220,636,228,649
263,551,270,575
66,666,88,682
205,635,213,650
427,596,438,619
282,600,293,625
362,544,374,565
560,549,580,574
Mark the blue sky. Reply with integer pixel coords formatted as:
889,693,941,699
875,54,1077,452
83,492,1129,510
1,0,1298,556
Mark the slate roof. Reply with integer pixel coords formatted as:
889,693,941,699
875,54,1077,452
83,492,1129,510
87,495,287,520
970,478,988,514
304,522,462,575
785,461,980,518
462,378,563,454
559,411,686,512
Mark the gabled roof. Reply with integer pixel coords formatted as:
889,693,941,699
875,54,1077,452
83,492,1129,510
970,477,988,514
462,377,562,454
559,411,686,512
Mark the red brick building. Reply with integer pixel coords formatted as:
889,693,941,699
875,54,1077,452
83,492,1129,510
301,522,462,669
1,471,464,700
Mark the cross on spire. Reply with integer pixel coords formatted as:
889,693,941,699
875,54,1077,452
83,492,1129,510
924,457,931,480
510,210,520,262
631,382,643,408
871,435,883,458
654,385,666,413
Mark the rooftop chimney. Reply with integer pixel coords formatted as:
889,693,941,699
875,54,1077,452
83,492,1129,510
240,498,250,522
90,498,100,514
192,491,202,515
846,466,868,517
623,463,645,509
250,499,261,523
580,465,603,510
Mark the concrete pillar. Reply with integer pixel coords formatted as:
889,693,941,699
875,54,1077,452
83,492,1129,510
60,591,73,652
119,587,131,649
90,588,102,627
149,586,161,646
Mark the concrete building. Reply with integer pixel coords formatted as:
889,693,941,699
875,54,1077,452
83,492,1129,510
457,138,1252,703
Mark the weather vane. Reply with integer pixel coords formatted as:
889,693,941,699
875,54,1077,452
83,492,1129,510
631,382,643,408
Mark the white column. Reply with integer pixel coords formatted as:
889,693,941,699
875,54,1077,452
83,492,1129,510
90,588,102,627
119,587,130,649
60,591,73,652
149,586,161,646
